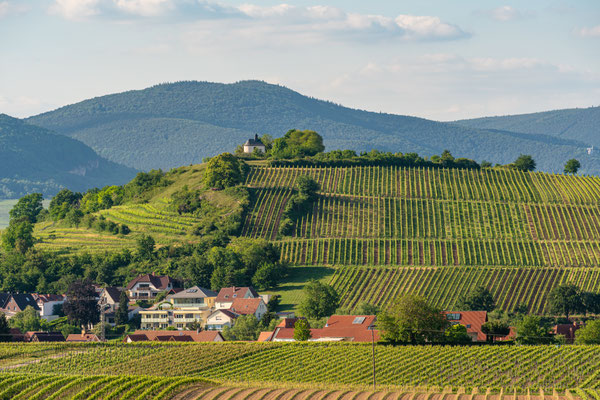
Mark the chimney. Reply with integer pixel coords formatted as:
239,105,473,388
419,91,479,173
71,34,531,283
254,134,258,141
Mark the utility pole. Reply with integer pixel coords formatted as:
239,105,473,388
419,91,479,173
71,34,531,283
371,327,376,391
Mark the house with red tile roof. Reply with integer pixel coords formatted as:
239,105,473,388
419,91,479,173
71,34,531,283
265,316,379,342
552,322,582,344
123,330,224,343
126,274,181,300
215,287,259,309
442,311,488,342
230,298,267,320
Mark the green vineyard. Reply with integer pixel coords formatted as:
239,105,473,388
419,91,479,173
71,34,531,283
241,165,600,312
5,342,600,391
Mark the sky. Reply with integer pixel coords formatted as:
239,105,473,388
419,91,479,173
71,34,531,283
1,0,599,121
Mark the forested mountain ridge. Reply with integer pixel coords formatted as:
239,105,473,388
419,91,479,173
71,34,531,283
26,81,600,174
455,106,600,149
0,114,136,199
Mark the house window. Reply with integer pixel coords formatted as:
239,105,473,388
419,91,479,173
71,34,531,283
466,324,471,328
216,317,222,321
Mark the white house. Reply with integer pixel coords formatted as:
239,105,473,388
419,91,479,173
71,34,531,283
205,309,238,331
126,274,180,299
33,294,65,321
243,134,266,154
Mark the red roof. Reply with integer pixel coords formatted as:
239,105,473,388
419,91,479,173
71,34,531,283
126,274,178,290
277,318,301,328
269,315,380,342
33,294,65,303
257,331,273,342
442,311,488,341
66,333,100,342
325,315,377,328
230,298,263,315
127,330,223,342
216,287,259,303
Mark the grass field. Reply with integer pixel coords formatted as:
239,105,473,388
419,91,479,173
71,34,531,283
0,199,17,229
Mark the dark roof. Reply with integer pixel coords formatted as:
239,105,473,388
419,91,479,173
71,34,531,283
244,134,265,147
126,330,224,342
169,286,217,299
33,294,65,303
126,274,179,290
10,294,40,311
103,287,125,303
27,332,65,342
0,293,9,308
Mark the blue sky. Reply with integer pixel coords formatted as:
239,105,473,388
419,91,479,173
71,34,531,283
1,0,599,120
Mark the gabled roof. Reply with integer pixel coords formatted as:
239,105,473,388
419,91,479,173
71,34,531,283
26,332,65,342
169,286,217,299
230,298,263,316
270,326,380,342
8,294,40,311
0,293,9,308
208,309,238,320
66,333,100,342
244,134,265,147
216,287,259,303
126,274,178,290
442,311,488,341
127,330,224,342
102,287,125,303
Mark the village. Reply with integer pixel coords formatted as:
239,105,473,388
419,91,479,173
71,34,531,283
0,272,584,345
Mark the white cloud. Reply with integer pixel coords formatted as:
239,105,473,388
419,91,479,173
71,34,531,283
0,0,30,18
575,25,600,38
476,6,532,22
48,0,468,41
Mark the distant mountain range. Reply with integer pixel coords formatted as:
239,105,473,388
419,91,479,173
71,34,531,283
0,114,136,199
455,106,600,149
26,81,600,174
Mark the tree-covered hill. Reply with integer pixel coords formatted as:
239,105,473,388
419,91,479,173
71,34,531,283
26,81,600,174
0,114,136,199
455,106,600,149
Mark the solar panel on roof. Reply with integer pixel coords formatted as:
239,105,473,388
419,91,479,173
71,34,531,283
353,317,366,324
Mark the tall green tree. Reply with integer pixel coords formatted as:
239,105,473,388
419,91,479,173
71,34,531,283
49,189,82,220
515,315,553,344
136,234,156,260
0,313,11,342
564,159,581,174
575,320,600,344
293,319,312,341
512,155,536,171
114,291,130,326
548,284,583,319
1,218,35,254
271,130,325,159
9,193,43,223
378,295,448,344
204,153,246,189
458,286,495,311
299,280,340,319
221,315,259,341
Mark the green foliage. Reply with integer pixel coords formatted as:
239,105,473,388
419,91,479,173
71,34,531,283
66,208,84,227
271,130,325,159
222,315,260,341
547,284,583,319
378,295,448,344
481,320,510,342
0,313,9,342
445,324,471,344
49,189,82,220
9,193,43,223
564,158,581,174
515,315,553,344
171,185,202,215
575,319,600,344
115,291,130,326
293,319,312,341
204,153,247,190
136,235,156,260
8,306,49,333
458,286,495,311
511,154,536,171
2,218,35,254
299,280,339,319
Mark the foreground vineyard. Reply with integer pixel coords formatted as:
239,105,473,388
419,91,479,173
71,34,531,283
7,342,600,391
241,165,600,312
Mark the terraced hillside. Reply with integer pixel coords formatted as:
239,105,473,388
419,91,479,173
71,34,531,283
242,165,600,313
